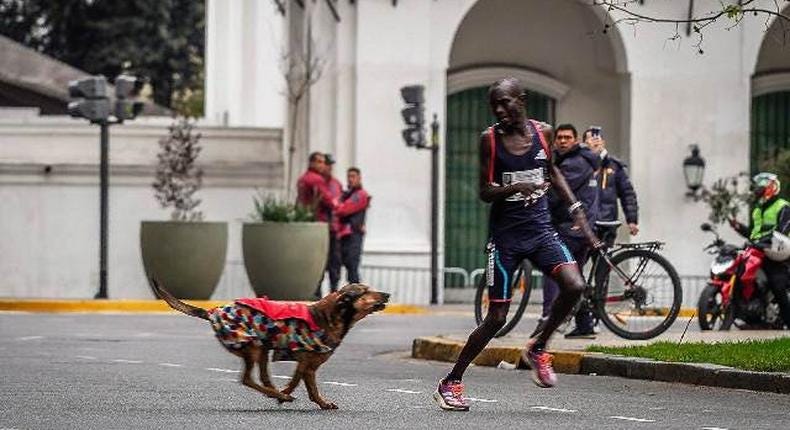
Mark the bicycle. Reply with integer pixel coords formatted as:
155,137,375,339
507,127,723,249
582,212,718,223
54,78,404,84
474,221,683,340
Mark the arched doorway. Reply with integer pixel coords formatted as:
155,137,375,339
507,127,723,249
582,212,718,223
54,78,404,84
444,0,629,284
752,5,790,175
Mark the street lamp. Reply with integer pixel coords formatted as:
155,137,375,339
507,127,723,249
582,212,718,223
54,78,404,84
683,144,705,197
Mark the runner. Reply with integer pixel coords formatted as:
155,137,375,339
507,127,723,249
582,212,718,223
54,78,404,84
434,78,601,411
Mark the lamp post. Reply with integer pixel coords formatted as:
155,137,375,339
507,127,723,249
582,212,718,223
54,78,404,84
683,144,706,198
67,74,144,299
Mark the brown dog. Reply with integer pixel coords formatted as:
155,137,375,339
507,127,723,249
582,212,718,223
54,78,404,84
151,279,389,409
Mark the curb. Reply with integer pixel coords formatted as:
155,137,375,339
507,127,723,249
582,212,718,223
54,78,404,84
411,336,790,395
0,299,427,315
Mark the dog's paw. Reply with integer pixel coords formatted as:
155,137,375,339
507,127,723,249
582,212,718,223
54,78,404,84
319,402,338,410
277,394,296,404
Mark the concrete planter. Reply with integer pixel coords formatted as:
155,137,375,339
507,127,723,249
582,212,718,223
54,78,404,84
140,221,228,299
242,222,329,300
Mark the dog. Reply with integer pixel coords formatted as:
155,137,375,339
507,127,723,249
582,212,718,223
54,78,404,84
150,279,390,409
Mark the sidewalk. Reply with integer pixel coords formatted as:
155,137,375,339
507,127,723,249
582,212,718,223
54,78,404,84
411,306,790,395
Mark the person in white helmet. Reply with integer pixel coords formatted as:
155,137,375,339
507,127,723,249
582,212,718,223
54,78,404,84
730,172,790,328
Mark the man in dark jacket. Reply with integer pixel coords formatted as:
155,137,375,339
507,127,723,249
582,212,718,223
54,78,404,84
333,167,371,286
537,123,601,339
584,129,639,243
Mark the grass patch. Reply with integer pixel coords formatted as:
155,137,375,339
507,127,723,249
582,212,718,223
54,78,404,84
587,337,790,373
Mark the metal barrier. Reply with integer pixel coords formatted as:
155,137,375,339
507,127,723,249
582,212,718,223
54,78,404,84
211,259,710,307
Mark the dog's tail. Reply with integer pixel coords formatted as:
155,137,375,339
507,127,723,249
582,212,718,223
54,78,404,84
150,278,209,321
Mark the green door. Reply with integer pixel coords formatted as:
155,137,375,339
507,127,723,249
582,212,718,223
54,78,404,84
444,86,554,287
752,91,790,199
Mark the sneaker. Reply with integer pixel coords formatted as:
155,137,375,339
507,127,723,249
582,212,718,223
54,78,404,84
433,379,470,411
564,327,597,339
521,342,557,388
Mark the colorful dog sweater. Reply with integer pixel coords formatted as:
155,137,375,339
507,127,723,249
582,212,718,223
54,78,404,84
207,300,333,354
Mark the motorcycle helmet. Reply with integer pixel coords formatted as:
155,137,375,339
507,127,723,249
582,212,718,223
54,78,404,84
751,172,781,203
764,231,790,262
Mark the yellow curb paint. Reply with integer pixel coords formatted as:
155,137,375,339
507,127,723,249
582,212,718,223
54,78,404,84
412,336,586,374
0,299,427,314
678,308,696,318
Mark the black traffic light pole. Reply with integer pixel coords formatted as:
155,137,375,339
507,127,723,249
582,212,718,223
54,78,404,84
67,75,143,299
429,115,439,305
400,85,440,304
97,121,109,299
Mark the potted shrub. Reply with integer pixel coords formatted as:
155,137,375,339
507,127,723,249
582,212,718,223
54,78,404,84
242,192,328,300
140,118,228,299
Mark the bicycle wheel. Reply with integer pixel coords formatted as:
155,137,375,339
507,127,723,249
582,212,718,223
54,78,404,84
474,260,532,337
594,249,682,340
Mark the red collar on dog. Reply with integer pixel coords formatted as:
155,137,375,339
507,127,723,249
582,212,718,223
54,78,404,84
235,298,320,331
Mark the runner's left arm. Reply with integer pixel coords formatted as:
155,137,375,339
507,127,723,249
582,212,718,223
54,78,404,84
549,164,602,249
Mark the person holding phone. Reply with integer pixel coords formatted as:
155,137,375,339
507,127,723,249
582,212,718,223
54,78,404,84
584,126,639,242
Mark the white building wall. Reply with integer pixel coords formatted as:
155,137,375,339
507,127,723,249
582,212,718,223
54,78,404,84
205,0,285,127
0,117,282,299
612,0,775,276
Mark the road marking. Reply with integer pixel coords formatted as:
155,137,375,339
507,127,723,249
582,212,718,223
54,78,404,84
112,359,143,364
609,416,656,423
158,363,182,367
272,375,291,380
467,397,498,403
323,381,358,387
206,367,239,373
76,355,96,360
701,427,728,430
386,388,422,394
17,336,44,341
531,406,576,413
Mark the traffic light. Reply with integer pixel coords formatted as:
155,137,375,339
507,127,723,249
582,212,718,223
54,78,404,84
400,85,425,147
67,76,110,122
113,74,144,122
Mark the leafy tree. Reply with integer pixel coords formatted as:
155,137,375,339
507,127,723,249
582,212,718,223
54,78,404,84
594,0,790,53
0,0,204,113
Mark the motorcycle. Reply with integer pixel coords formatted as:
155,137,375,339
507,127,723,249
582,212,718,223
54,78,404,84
697,222,788,330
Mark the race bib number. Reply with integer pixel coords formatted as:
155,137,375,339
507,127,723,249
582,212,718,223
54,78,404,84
502,168,546,203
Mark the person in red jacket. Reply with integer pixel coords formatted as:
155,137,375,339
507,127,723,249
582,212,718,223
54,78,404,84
333,167,371,286
296,152,335,223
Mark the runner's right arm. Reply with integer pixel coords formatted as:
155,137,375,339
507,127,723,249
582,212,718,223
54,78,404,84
478,131,541,203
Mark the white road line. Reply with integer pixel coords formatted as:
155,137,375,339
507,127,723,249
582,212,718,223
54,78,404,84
531,406,577,413
467,397,498,403
701,427,728,430
158,363,182,367
76,355,96,360
386,388,422,394
206,367,239,373
17,336,44,341
609,416,656,423
112,359,143,364
322,381,358,387
272,375,291,380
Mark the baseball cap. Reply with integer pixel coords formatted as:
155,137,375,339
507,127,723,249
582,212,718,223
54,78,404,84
324,153,336,165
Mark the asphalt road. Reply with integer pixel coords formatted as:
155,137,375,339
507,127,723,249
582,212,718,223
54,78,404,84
1,310,788,429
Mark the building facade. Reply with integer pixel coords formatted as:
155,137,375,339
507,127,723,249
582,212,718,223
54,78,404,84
2,0,788,304
204,0,790,304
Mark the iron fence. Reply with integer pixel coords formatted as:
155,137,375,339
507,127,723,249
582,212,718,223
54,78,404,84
212,260,710,308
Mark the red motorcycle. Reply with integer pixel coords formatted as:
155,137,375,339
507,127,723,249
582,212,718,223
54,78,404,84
697,223,787,330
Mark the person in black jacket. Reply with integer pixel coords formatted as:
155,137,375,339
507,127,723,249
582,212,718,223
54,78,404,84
584,129,639,244
535,123,601,339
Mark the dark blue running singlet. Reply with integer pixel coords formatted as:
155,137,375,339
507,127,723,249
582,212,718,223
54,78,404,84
487,120,553,243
